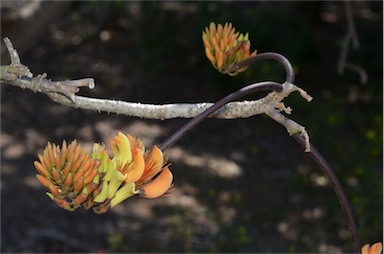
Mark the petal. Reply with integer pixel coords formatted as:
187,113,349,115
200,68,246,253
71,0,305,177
36,174,53,188
73,177,84,194
209,22,216,35
73,188,89,206
107,171,126,199
109,139,119,158
141,146,164,182
217,52,224,70
110,182,138,208
48,184,61,197
59,140,68,168
362,244,371,254
83,167,99,185
370,243,383,254
125,148,145,183
64,172,73,187
205,47,216,65
217,23,223,37
93,179,109,203
51,166,61,183
202,33,210,48
140,167,173,199
112,132,132,165
126,134,143,153
34,161,50,179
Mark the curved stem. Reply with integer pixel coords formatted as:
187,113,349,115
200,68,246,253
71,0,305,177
293,133,361,253
159,52,294,152
159,81,282,151
161,50,360,253
229,52,295,84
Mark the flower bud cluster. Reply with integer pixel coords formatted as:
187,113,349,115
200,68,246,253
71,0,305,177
202,22,257,76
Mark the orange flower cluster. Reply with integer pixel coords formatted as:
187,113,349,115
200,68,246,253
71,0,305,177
361,242,383,254
34,132,173,214
202,22,257,76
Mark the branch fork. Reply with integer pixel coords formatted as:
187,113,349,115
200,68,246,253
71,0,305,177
1,37,94,101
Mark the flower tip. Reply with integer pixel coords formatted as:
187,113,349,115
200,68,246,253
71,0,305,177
146,146,164,175
113,132,132,165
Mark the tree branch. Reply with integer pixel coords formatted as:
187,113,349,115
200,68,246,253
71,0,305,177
45,81,310,120
1,37,311,123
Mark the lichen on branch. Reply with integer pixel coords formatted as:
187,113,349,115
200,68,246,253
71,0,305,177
1,38,309,118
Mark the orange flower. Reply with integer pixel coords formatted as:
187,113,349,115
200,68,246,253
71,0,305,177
35,132,174,214
202,22,257,75
361,242,383,254
107,133,173,206
92,133,173,213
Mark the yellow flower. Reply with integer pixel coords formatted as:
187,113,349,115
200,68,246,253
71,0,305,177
105,132,173,210
361,242,383,254
202,22,257,75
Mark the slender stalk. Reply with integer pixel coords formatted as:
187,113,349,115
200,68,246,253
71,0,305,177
293,133,361,253
229,52,295,84
161,50,361,253
159,81,282,151
160,52,294,151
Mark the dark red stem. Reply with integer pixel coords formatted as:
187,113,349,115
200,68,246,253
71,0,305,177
160,51,360,253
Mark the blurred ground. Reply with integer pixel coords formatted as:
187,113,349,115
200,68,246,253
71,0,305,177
1,1,382,253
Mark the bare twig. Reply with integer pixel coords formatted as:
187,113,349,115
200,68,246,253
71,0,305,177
0,38,94,101
4,37,22,64
338,0,368,85
7,75,94,102
1,37,32,81
344,0,359,48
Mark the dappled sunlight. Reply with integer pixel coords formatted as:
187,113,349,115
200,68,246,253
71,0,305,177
310,173,329,187
1,162,16,176
111,199,153,220
1,129,48,159
277,221,299,241
24,175,45,189
1,1,381,252
168,146,243,179
302,207,325,220
2,142,25,159
95,120,166,148
109,187,220,251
